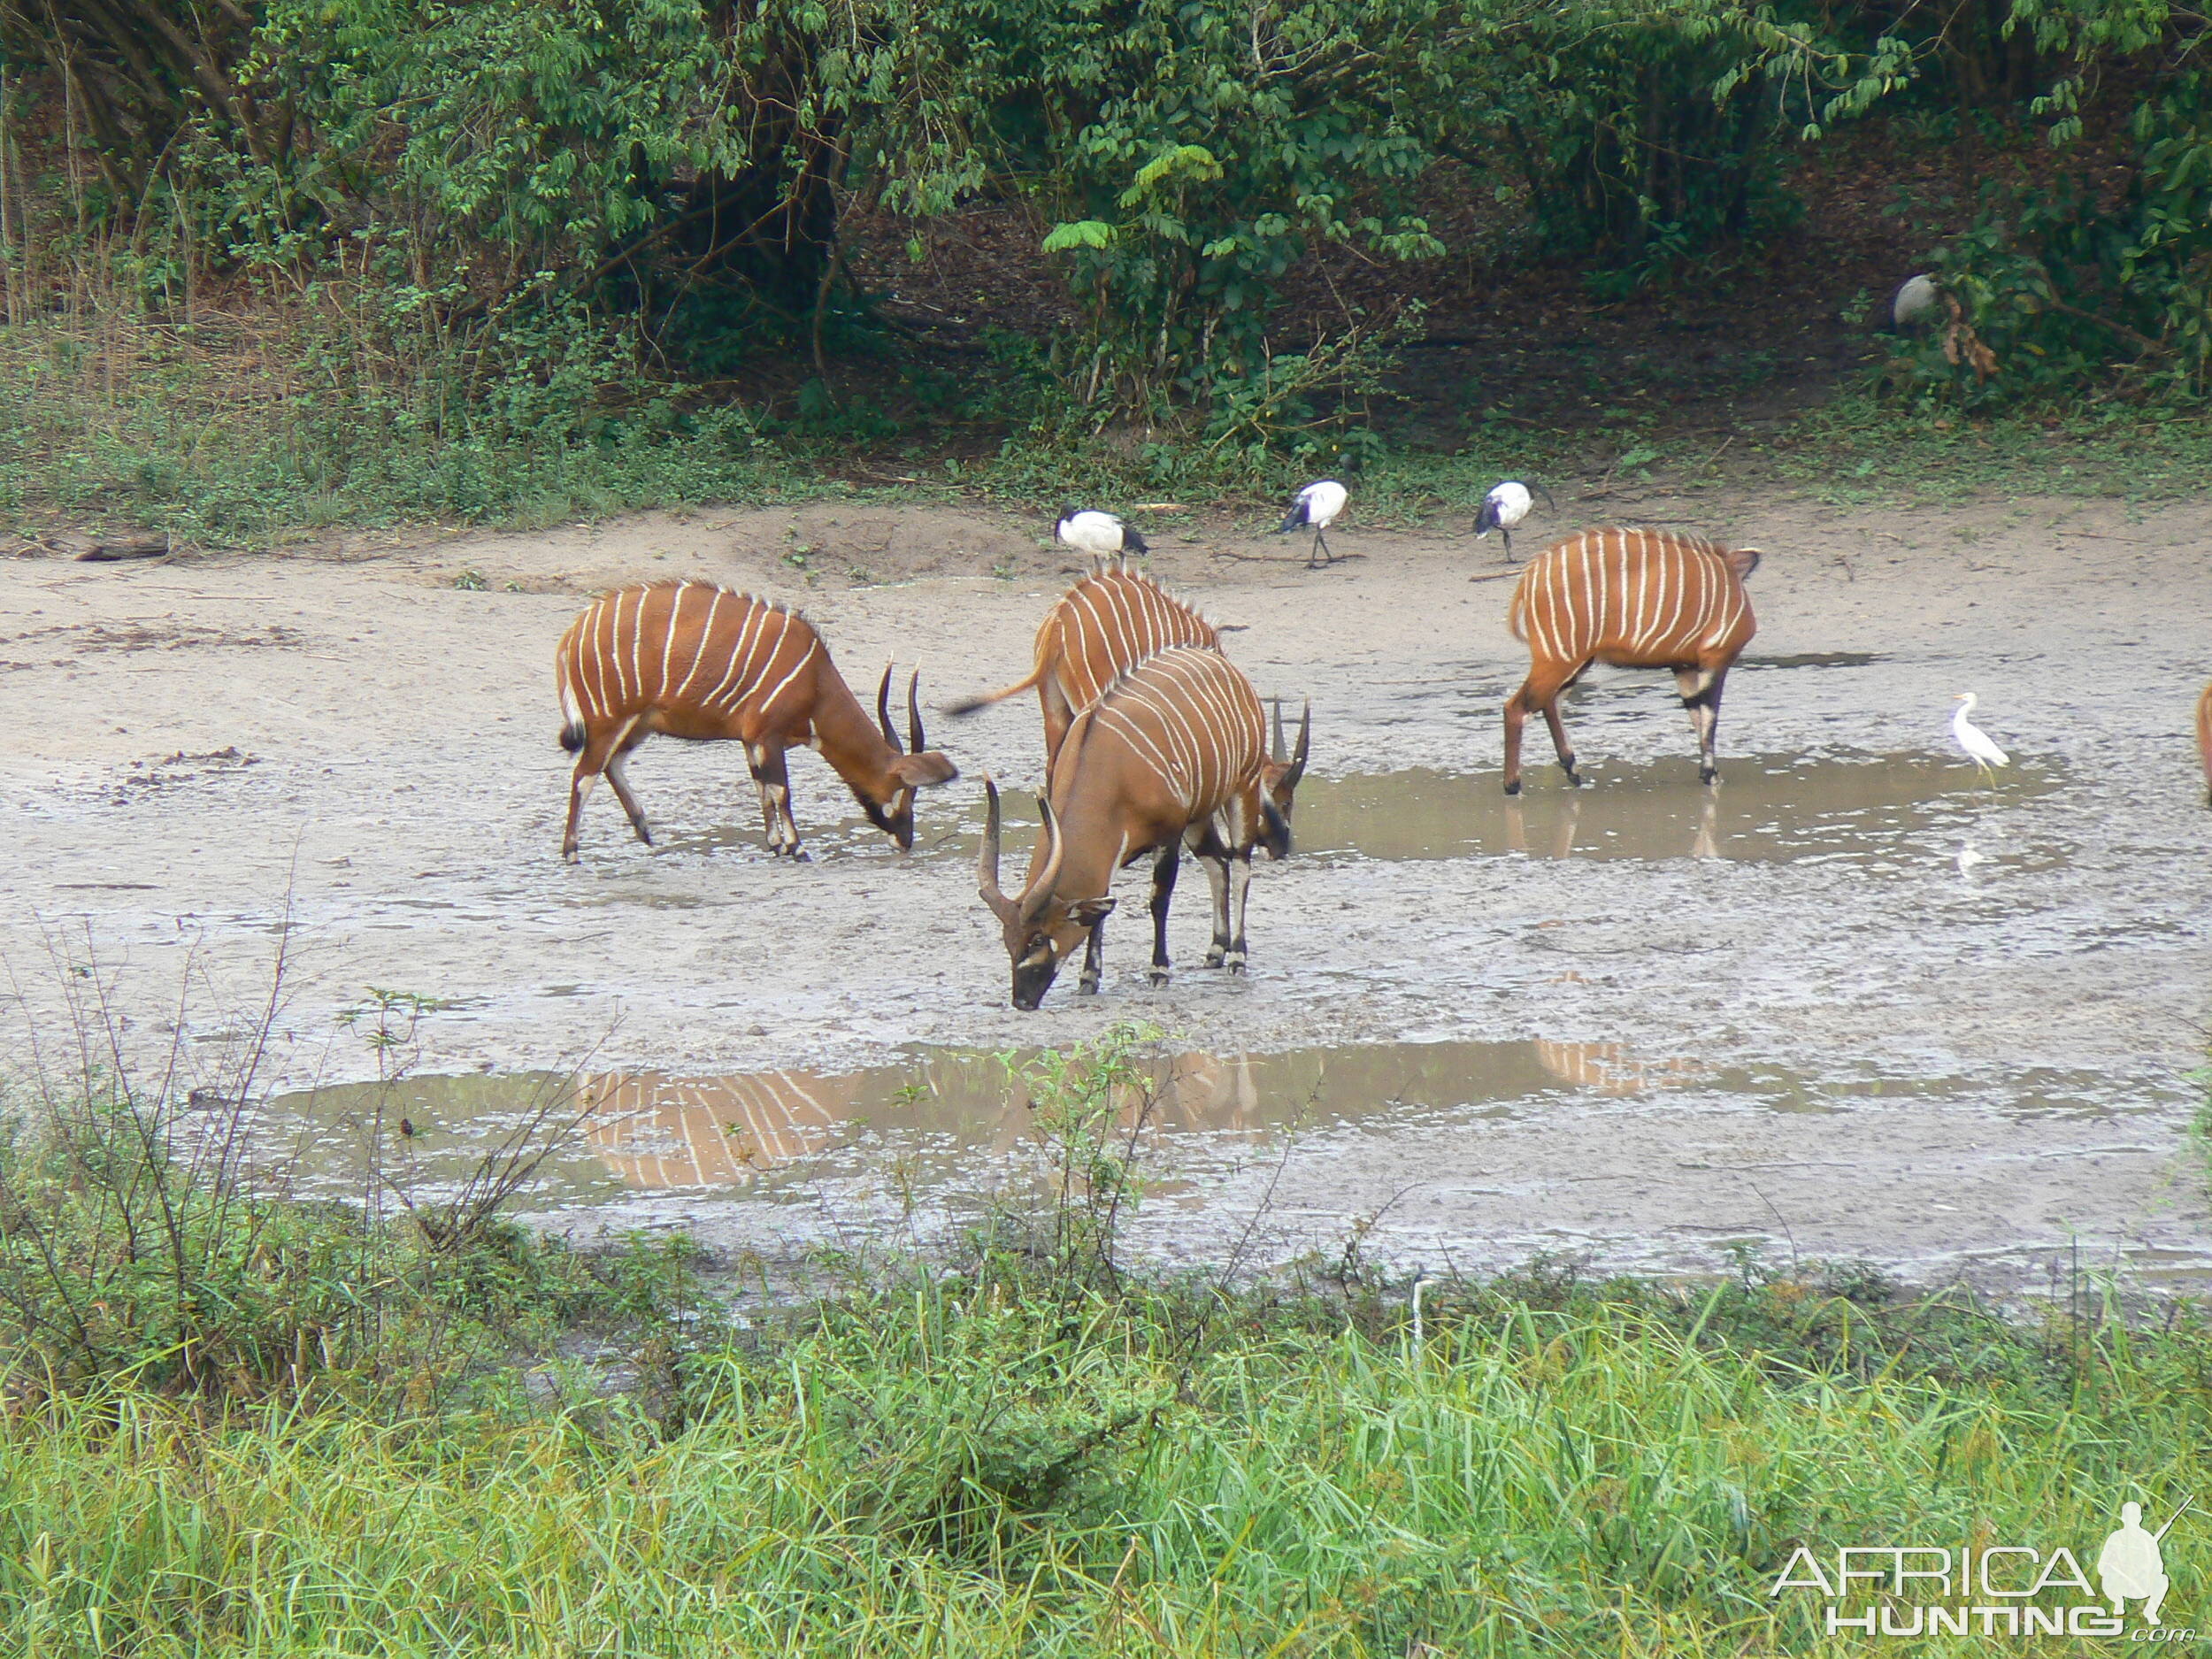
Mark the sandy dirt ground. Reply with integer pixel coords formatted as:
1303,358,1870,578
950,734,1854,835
2,488,2207,1292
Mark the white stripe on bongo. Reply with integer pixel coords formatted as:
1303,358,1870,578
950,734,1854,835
754,633,819,727
657,582,692,696
672,588,726,701
699,600,774,712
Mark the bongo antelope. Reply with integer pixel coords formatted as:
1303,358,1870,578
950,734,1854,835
977,646,1310,1010
556,581,957,860
947,559,1219,764
1502,527,1760,794
1056,509,1147,558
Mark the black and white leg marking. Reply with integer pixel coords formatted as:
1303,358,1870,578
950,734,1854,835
1148,842,1179,987
748,743,806,858
605,727,653,846
1079,913,1107,995
1223,852,1253,974
1673,667,1726,784
1200,855,1232,968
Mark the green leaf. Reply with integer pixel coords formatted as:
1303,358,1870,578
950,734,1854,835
1041,220,1116,254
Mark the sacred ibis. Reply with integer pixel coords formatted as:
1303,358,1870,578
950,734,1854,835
1473,480,1555,563
1876,274,1941,333
1277,480,1348,568
1055,509,1147,559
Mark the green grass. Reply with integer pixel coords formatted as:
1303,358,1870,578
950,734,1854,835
16,291,2212,556
1764,391,2212,505
0,1263,2203,1656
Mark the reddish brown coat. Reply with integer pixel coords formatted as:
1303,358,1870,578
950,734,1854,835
1502,526,1761,793
555,580,956,859
949,560,1220,764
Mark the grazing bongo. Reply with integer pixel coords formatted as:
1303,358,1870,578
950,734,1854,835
977,646,1310,1010
556,581,956,860
1502,526,1761,794
948,559,1221,765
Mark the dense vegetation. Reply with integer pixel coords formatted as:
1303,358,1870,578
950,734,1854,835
0,1021,2207,1655
3,0,2212,535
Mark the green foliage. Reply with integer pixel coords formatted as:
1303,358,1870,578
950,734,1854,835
0,1257,2203,1655
1461,0,1878,261
0,962,678,1402
0,1075,612,1399
1895,76,2212,405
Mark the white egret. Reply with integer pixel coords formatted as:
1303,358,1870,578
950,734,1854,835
1473,479,1555,563
1055,508,1147,559
1951,693,2010,780
1276,479,1348,568
1409,1266,1430,1352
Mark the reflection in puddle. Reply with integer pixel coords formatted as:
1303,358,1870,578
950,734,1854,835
643,751,2059,870
1293,752,2061,864
264,1038,2171,1208
1534,1041,1704,1095
584,1071,852,1187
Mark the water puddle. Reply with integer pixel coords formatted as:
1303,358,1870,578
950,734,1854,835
636,752,2059,871
261,1039,2178,1210
1291,752,2061,864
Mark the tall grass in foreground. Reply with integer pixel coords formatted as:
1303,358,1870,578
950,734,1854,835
0,1272,2206,1656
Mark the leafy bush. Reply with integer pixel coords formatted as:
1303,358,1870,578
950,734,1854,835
1897,76,2212,405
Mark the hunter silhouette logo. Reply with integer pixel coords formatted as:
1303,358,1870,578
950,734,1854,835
2100,1499,2193,1627
1770,1495,2194,1640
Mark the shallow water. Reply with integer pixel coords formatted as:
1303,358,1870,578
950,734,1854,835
261,1039,2200,1297
1292,752,2060,864
641,750,2059,871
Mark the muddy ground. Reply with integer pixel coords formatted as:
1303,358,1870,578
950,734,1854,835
2,490,2206,1295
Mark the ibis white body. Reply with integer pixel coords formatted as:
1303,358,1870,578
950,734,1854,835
1477,480,1533,536
1055,510,1147,559
1277,480,1348,567
1890,273,1940,329
1473,478,1553,563
1280,480,1347,533
1951,694,2010,770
